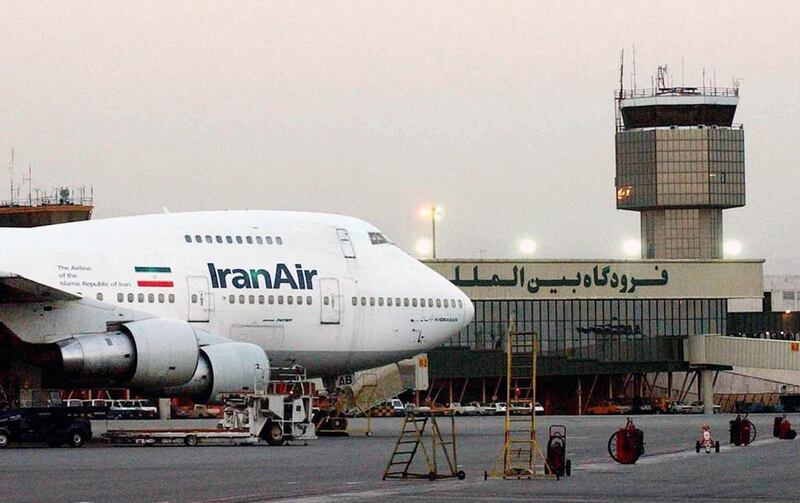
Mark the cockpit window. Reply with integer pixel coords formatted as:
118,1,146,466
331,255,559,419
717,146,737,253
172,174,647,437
369,232,392,245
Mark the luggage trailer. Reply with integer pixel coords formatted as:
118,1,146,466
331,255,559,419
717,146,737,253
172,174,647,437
104,368,317,447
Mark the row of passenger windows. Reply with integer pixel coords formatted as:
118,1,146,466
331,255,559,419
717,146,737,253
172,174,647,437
222,294,314,306
96,291,460,310
352,296,463,309
97,292,177,304
184,234,284,246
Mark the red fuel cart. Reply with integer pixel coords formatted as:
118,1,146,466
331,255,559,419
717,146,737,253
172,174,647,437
729,414,756,446
544,425,571,478
695,423,720,453
773,415,797,440
608,418,644,464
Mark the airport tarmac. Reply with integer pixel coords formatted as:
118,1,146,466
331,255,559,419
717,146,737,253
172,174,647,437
0,414,798,502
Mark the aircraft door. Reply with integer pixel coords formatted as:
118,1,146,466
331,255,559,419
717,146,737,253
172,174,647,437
319,278,341,324
187,276,211,322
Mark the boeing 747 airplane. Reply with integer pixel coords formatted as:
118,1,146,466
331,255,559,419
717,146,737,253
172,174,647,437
0,211,473,402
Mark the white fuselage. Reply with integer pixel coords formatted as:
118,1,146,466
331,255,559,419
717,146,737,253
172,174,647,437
0,211,474,376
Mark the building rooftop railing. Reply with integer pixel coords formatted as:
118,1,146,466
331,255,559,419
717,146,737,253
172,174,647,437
0,186,93,208
618,123,744,132
616,86,739,100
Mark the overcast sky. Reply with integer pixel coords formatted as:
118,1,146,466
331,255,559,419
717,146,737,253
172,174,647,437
1,1,798,272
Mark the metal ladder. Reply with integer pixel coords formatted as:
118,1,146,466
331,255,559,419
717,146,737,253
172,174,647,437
383,412,464,481
505,331,538,476
486,325,554,480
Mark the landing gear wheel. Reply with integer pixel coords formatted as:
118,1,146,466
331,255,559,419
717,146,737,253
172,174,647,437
565,459,571,477
265,423,285,446
456,470,466,480
68,430,85,448
715,441,720,453
696,440,701,453
184,435,198,447
428,471,437,481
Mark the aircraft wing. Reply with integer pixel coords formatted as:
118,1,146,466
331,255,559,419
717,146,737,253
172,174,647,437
0,272,81,303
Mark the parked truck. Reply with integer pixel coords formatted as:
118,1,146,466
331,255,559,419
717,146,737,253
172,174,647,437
0,406,104,448
105,367,316,447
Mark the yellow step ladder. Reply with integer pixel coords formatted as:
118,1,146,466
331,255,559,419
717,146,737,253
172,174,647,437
486,325,556,480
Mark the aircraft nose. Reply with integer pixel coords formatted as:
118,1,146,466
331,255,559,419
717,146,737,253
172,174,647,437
447,283,473,326
463,294,475,324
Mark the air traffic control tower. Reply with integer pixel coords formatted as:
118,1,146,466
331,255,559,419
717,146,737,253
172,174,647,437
614,68,745,259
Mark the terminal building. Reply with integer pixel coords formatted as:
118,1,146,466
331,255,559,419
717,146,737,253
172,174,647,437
422,70,779,413
424,259,762,413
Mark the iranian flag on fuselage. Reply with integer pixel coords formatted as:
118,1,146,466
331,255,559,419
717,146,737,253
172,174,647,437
135,266,174,288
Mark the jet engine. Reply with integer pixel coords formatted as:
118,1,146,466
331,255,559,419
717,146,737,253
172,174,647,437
56,318,268,402
161,342,269,403
57,318,200,388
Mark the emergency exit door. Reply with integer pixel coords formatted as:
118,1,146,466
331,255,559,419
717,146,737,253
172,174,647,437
320,278,341,324
187,276,211,322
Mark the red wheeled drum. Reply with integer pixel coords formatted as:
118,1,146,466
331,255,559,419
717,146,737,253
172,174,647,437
773,416,797,440
729,414,757,446
608,418,644,464
545,425,571,478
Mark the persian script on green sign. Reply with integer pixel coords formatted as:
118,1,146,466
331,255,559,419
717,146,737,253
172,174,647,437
450,264,668,294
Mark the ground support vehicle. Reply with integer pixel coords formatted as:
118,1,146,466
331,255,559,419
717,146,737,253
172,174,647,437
0,406,102,448
105,369,316,447
544,425,571,478
695,424,720,453
608,418,645,464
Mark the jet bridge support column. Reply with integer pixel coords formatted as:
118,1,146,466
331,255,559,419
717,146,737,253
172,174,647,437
700,369,715,415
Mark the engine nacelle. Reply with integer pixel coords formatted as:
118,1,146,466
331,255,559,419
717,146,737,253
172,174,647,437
58,319,200,389
162,342,269,403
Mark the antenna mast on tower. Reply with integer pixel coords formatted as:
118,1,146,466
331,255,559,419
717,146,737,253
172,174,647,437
8,148,14,205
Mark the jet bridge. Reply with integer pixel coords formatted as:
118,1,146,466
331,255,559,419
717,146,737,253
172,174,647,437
685,334,800,414
685,335,800,372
